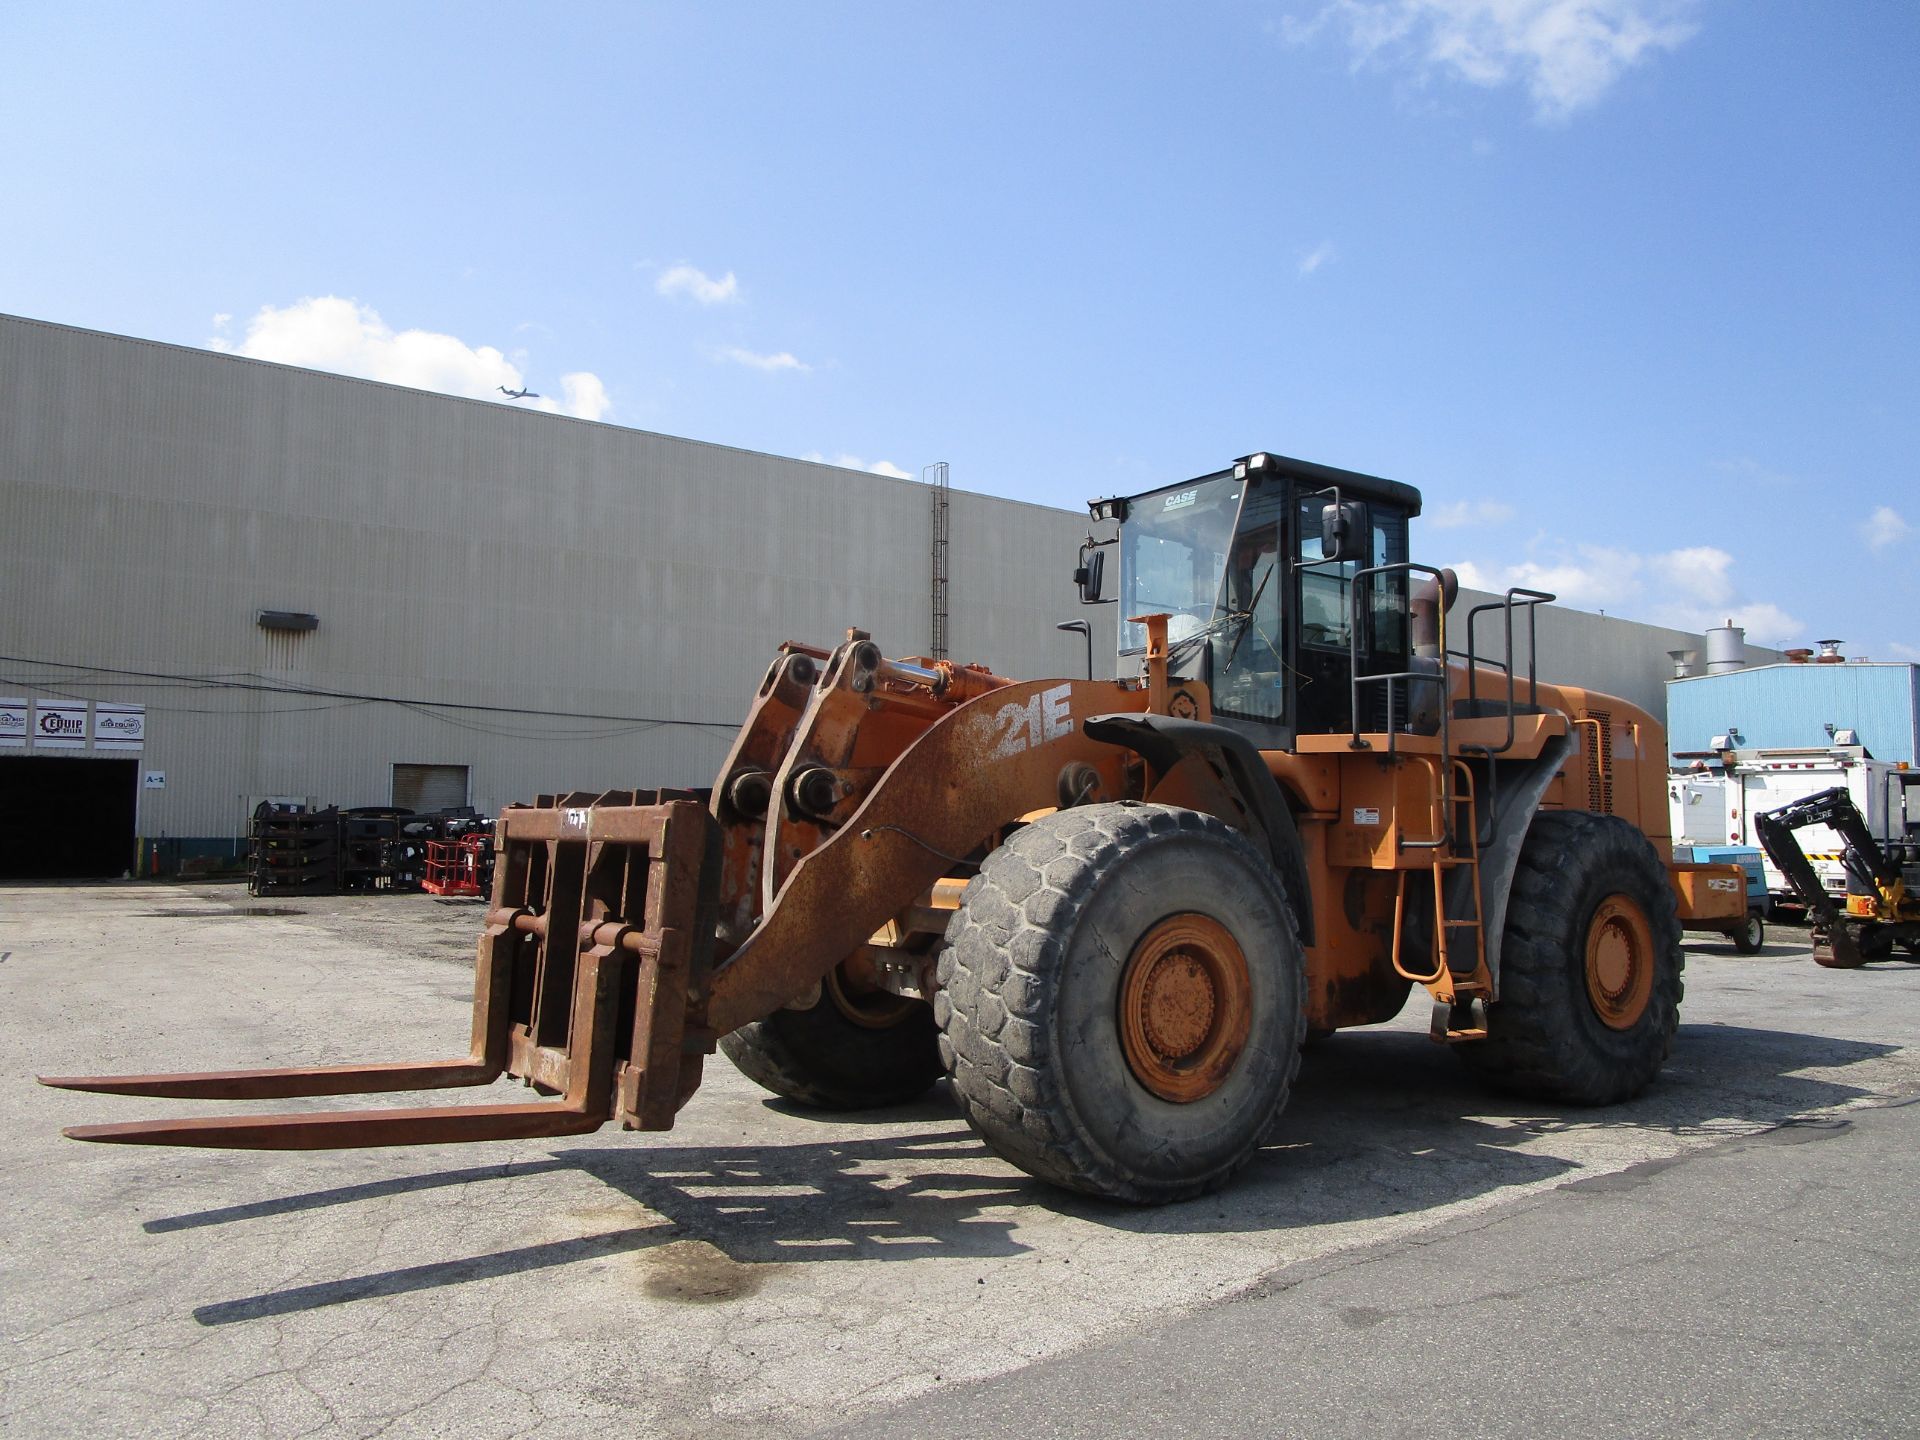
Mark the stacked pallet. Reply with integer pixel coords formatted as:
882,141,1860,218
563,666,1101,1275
247,804,340,896
247,803,494,897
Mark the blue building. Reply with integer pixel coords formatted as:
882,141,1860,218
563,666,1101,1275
1666,662,1920,764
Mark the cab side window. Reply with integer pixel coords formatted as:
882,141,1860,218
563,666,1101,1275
1297,499,1354,649
1370,513,1408,656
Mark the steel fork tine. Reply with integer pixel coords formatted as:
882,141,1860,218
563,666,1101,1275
61,1100,606,1150
36,1057,501,1100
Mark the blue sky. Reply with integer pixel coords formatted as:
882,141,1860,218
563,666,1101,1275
3,2,1914,653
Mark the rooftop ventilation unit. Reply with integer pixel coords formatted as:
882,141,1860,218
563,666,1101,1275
1705,621,1745,675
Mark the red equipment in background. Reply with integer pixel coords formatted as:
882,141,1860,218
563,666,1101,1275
422,833,492,897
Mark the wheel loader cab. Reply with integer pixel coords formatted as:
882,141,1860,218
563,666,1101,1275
1092,452,1421,749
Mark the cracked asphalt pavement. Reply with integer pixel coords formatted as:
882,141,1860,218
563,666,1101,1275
5,882,1918,1438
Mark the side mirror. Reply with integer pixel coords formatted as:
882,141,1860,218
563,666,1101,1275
1320,501,1368,562
1074,547,1106,604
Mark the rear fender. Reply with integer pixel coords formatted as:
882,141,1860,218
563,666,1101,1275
1082,714,1315,946
1475,731,1577,985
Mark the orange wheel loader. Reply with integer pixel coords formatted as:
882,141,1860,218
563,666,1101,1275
43,452,1747,1203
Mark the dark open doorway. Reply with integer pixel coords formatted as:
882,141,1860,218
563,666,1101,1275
0,757,139,879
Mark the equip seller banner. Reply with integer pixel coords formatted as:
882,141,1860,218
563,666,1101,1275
94,704,145,750
33,700,88,748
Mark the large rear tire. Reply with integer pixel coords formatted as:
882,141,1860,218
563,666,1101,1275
936,802,1306,1204
1460,810,1683,1105
720,974,942,1111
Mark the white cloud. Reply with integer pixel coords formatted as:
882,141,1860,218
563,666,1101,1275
1887,641,1920,663
1298,241,1336,277
802,451,912,479
1285,0,1702,121
1450,540,1801,643
1448,560,1496,590
1860,504,1912,554
1429,498,1516,528
717,345,810,374
209,296,612,420
555,372,612,422
656,264,741,305
1644,545,1735,607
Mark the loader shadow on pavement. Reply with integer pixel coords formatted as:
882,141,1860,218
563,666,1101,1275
1072,1019,1900,1239
181,1127,1028,1326
1286,1018,1898,1137
169,1018,1898,1328
193,1222,667,1325
145,1158,578,1233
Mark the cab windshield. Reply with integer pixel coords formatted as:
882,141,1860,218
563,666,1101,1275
1115,472,1243,653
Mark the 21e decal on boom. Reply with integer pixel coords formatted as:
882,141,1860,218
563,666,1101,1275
990,682,1074,759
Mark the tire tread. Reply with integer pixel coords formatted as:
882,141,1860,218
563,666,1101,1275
1462,809,1685,1104
721,996,941,1111
937,803,1306,1203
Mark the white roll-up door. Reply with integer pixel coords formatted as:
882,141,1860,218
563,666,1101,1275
392,763,469,813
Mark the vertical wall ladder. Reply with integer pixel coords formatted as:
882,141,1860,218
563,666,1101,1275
926,461,950,661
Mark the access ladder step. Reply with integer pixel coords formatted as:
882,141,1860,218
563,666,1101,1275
1428,997,1490,1044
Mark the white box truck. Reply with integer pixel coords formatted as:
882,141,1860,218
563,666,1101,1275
1669,740,1919,908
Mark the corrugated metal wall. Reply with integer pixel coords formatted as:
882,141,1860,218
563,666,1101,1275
3,312,1792,846
0,314,1112,839
1666,663,1920,763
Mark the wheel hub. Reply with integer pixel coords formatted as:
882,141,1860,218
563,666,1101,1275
1140,956,1216,1059
1584,895,1654,1030
1119,914,1252,1103
826,956,919,1030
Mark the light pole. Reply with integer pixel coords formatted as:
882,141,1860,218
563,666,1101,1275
1056,620,1093,680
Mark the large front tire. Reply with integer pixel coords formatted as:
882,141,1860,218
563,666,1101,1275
1461,810,1684,1104
936,803,1306,1204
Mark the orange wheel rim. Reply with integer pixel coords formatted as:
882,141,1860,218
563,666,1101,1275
1584,895,1654,1030
1119,913,1252,1103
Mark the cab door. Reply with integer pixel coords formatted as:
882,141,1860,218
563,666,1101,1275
1293,501,1411,736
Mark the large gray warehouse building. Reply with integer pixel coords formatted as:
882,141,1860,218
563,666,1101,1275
0,312,1779,877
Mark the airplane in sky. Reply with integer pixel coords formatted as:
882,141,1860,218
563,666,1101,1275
497,385,539,400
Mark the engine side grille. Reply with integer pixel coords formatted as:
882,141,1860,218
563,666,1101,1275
1582,710,1615,813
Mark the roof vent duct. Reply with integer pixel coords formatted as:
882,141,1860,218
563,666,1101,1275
1705,621,1745,675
